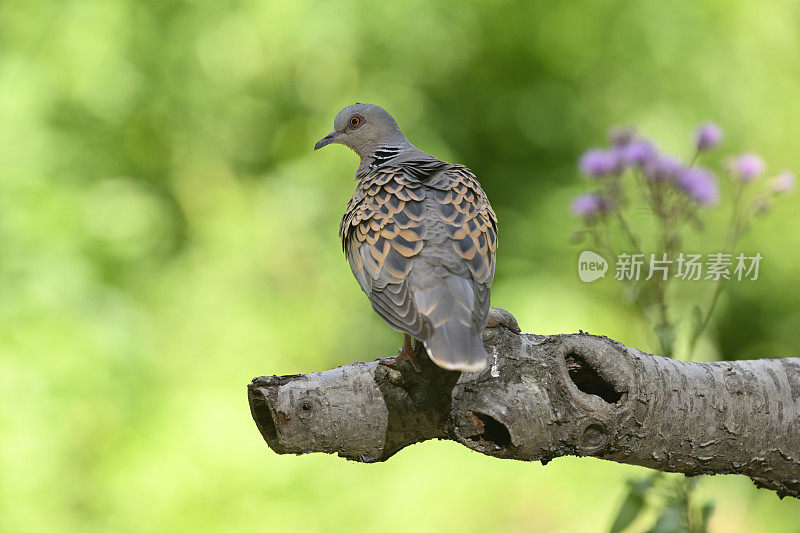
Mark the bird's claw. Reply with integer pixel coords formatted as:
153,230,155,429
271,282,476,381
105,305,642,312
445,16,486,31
377,346,422,372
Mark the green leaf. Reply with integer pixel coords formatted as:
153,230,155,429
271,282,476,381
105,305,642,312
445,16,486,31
691,305,703,327
655,323,677,357
696,502,715,533
609,488,647,533
630,472,660,495
647,504,689,533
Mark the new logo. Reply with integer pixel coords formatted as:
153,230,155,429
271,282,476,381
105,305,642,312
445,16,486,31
578,250,608,282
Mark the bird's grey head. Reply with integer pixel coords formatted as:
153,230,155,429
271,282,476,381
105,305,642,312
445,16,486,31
314,103,410,159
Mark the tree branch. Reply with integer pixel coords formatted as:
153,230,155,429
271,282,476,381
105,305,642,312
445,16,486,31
247,308,800,499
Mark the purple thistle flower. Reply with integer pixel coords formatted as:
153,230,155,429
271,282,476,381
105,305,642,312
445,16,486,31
618,140,657,167
677,168,719,205
771,170,795,194
644,155,685,182
579,149,619,178
609,126,637,147
571,194,608,217
695,122,722,151
734,153,765,181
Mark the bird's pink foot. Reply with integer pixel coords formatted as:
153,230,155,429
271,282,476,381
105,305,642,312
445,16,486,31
377,334,422,372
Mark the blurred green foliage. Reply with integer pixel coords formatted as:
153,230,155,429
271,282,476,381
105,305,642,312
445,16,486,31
1,0,799,531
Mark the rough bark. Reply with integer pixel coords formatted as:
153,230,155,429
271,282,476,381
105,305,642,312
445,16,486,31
248,308,800,499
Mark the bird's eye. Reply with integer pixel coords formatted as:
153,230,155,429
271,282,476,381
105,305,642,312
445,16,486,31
349,115,362,128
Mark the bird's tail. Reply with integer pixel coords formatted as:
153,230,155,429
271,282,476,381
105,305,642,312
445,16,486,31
412,276,488,372
423,321,487,372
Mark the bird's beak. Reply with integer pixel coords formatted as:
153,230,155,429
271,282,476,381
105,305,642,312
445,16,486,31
314,130,339,150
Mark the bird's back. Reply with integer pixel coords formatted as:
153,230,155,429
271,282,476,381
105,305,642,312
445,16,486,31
340,158,497,371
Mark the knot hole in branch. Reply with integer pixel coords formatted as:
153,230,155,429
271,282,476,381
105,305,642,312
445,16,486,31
249,389,278,441
467,411,512,453
579,421,609,454
564,350,624,404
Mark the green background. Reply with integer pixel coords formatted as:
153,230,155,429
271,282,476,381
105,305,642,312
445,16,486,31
1,0,799,531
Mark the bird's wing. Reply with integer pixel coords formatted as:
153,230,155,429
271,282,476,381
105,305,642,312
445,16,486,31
430,165,498,327
339,168,430,338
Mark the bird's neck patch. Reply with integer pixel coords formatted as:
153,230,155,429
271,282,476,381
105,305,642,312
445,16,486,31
369,145,403,169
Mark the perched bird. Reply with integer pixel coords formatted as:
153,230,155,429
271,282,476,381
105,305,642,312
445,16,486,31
315,103,497,372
